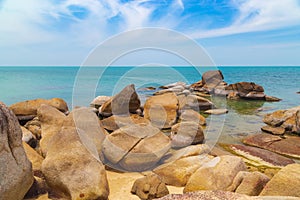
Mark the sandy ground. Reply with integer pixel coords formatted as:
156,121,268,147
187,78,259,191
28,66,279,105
106,170,183,200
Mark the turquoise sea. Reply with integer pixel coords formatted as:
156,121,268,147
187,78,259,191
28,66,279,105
1,66,299,144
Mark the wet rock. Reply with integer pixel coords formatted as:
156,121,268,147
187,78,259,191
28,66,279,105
228,171,270,196
90,96,111,109
101,114,150,132
243,133,300,159
131,173,169,200
260,164,300,197
144,93,178,129
21,126,37,148
204,108,228,115
154,155,213,187
170,122,204,148
102,124,171,171
0,102,34,200
37,104,66,156
42,126,109,200
179,109,206,125
184,155,247,192
261,125,285,135
9,98,68,117
23,142,44,177
99,84,141,116
226,144,295,168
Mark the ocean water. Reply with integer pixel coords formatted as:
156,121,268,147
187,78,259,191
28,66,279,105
1,66,299,144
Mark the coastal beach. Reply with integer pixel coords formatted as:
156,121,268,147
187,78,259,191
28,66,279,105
1,0,300,199
1,68,300,200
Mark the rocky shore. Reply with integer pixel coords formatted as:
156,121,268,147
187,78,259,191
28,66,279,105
1,70,300,200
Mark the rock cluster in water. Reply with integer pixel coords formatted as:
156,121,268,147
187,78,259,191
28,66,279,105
1,70,299,200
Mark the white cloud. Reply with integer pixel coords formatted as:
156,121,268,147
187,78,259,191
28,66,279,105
189,0,300,39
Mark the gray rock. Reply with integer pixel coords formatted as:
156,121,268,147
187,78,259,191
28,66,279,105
0,102,34,200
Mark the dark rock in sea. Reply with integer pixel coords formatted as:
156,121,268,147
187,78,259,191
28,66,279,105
0,102,34,200
191,70,225,93
131,173,169,200
225,144,295,168
101,124,171,171
225,82,266,100
243,133,300,159
99,84,141,116
170,121,204,148
297,91,300,94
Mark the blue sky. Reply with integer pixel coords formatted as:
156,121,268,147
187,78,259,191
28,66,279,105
0,0,300,66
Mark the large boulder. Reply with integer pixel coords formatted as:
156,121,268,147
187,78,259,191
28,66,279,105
0,102,34,200
154,155,213,187
228,171,270,196
179,109,206,126
170,121,204,148
184,155,247,192
260,164,300,197
243,133,300,159
9,98,68,117
144,93,179,129
42,126,109,200
101,114,150,132
37,104,67,156
99,84,141,116
102,124,171,171
131,173,169,200
65,107,108,155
